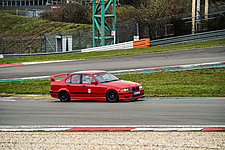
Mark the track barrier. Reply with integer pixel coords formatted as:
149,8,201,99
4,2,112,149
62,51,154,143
133,38,151,48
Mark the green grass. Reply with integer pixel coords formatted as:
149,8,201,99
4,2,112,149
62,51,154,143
118,68,225,97
1,68,224,97
0,80,50,94
0,12,91,37
1,38,225,64
0,10,25,14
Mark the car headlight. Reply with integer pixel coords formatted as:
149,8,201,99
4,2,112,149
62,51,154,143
120,88,130,92
139,86,143,89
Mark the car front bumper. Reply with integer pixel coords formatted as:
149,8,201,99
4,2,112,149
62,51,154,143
118,90,144,100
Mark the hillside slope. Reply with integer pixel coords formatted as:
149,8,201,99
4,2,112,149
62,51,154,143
0,13,91,37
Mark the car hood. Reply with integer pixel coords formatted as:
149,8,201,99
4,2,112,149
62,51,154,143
101,80,140,88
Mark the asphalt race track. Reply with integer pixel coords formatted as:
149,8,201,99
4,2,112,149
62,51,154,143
0,46,225,79
0,46,225,126
0,98,225,125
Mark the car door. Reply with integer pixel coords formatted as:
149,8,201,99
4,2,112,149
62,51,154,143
80,74,106,100
65,74,82,99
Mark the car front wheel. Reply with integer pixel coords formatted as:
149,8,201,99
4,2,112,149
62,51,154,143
106,90,119,103
59,91,71,102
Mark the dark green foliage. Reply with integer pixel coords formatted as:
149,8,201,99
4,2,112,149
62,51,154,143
41,3,92,24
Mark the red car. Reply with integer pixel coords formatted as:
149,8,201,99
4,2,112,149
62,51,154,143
50,71,144,102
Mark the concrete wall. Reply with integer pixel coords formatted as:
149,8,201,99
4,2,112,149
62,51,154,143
81,41,133,53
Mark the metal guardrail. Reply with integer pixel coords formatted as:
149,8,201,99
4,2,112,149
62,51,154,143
150,29,225,46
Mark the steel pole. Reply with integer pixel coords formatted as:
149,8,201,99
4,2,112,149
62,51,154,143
192,0,196,34
196,0,201,32
205,0,208,19
100,0,105,46
92,0,96,47
113,0,116,44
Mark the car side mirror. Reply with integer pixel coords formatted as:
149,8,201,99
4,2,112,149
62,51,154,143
91,81,97,85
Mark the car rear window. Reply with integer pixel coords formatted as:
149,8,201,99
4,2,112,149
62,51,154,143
65,74,81,83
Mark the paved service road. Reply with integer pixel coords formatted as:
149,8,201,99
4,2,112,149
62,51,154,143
0,46,225,79
0,98,224,125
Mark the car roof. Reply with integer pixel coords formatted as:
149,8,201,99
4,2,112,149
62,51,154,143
72,70,106,74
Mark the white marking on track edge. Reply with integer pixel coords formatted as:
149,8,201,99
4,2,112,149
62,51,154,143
22,76,50,80
0,100,17,102
131,128,204,131
0,128,71,132
22,59,86,65
0,76,50,81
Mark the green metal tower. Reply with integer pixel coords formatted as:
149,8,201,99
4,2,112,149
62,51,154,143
92,0,116,47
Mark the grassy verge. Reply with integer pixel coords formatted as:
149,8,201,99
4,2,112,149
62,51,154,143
1,68,224,97
0,12,91,37
119,68,225,97
0,10,25,14
1,38,225,64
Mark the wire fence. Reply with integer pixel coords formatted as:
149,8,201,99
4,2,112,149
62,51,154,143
139,11,225,40
0,30,93,54
0,10,225,54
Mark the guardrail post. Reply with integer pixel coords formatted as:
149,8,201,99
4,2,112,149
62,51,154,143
77,30,81,49
44,34,47,53
116,26,119,44
60,32,63,52
39,35,42,53
19,36,23,54
0,37,5,54
135,19,140,39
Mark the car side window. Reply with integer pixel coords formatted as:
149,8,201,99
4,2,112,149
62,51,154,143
71,74,81,83
82,74,95,84
66,74,81,84
65,76,71,83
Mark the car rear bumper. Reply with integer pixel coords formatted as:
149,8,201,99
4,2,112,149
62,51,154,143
50,91,58,98
118,90,144,100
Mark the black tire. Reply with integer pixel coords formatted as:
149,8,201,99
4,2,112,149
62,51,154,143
59,91,71,102
106,90,119,103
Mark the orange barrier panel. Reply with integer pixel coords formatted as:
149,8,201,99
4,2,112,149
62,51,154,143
133,38,150,48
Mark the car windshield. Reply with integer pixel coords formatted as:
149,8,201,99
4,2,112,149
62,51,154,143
93,72,119,83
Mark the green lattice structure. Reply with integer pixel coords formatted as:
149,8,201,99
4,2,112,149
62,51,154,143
92,0,116,47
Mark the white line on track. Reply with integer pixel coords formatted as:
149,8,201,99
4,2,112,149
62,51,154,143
0,128,71,132
0,100,17,102
131,128,204,131
22,59,86,65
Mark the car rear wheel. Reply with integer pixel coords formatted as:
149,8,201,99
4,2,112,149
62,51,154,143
106,90,119,103
59,91,71,102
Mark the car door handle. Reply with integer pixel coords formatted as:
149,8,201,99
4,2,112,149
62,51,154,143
82,85,86,87
66,85,70,86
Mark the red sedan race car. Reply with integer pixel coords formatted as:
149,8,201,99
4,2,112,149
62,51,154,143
50,71,144,102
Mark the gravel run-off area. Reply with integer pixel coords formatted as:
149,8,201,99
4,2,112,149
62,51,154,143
1,132,225,149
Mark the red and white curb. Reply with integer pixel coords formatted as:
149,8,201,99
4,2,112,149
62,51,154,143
0,125,224,132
